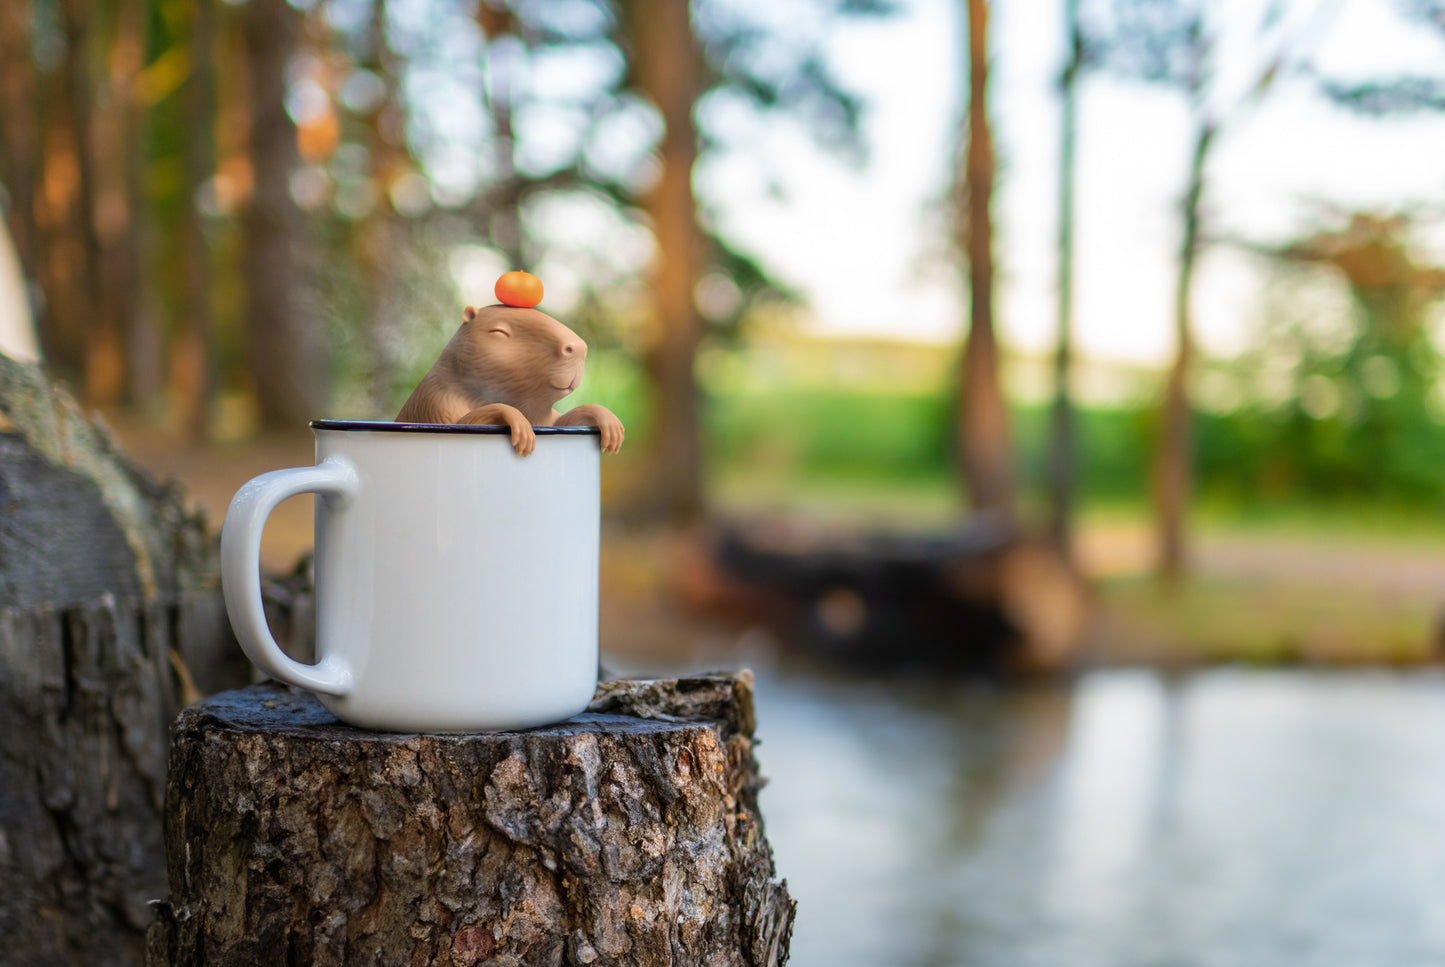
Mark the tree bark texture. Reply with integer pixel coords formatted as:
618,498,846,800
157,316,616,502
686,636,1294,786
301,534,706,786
0,352,253,692
957,0,1014,519
0,595,181,967
0,355,252,966
0,353,214,600
147,673,794,967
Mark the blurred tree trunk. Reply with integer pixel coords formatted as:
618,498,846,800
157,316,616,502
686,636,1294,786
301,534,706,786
242,0,325,428
627,0,706,525
0,0,40,299
212,2,253,409
1157,119,1212,586
1096,1,1304,585
956,0,1014,518
60,0,126,404
32,47,85,374
476,3,527,271
1049,0,1081,555
173,0,218,440
107,0,164,410
361,0,405,416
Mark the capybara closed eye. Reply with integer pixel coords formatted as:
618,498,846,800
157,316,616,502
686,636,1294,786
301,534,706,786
395,285,624,456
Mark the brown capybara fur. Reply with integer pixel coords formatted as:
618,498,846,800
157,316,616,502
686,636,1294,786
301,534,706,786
395,304,624,456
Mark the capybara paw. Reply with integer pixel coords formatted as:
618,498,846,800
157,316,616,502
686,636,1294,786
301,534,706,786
511,424,537,457
599,419,624,454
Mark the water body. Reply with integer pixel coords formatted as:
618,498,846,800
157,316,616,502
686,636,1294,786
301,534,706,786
751,662,1445,967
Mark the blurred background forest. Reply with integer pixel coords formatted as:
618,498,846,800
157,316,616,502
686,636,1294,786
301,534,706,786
8,2,1445,964
2,0,1445,665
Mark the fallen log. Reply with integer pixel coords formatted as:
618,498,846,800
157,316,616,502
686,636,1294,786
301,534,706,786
147,673,793,967
694,514,1091,674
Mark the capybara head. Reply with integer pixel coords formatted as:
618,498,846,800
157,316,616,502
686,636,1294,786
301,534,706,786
452,304,588,410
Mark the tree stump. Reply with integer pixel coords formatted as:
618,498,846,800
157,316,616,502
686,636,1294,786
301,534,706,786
0,355,250,966
147,673,794,967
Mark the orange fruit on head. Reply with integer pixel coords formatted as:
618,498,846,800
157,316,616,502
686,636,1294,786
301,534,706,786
495,270,544,308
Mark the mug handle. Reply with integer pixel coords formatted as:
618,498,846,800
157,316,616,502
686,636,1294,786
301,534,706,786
221,455,360,696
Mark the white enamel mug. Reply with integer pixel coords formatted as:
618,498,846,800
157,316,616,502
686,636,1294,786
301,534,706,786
221,420,600,732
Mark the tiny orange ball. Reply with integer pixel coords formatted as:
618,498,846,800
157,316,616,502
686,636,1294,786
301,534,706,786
495,270,543,308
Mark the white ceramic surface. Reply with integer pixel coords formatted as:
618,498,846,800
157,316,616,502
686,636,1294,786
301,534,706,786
221,421,601,732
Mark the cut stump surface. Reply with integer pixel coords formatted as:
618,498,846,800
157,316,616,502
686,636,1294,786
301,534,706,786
148,673,793,967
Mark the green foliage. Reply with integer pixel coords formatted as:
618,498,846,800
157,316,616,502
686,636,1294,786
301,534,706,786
1199,216,1445,504
699,379,1445,517
1322,0,1445,115
707,385,953,484
1013,403,1150,501
1325,77,1445,115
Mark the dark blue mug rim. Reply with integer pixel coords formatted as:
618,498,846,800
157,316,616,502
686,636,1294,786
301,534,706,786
311,419,600,436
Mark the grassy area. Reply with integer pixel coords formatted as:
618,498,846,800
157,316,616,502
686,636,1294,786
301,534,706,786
711,468,961,527
1187,496,1445,547
601,343,1445,665
1098,574,1441,666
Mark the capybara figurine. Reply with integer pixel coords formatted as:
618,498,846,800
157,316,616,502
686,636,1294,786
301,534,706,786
395,272,624,457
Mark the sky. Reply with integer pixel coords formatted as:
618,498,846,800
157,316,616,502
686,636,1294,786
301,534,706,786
700,0,1445,366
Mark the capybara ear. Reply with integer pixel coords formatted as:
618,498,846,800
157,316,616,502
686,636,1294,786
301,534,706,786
462,306,478,322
